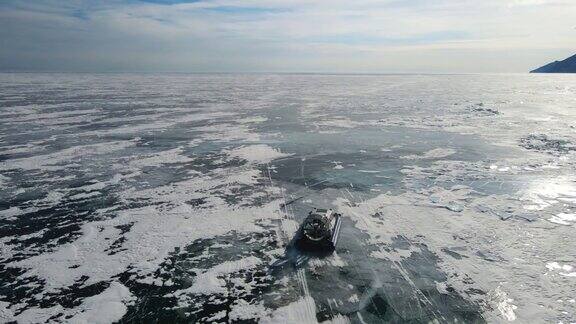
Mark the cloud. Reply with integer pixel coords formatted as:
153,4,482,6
0,0,575,72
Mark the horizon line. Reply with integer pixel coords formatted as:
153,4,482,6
0,70,537,76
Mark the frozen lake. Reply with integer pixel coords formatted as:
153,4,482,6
0,73,575,323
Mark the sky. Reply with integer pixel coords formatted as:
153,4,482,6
0,0,575,73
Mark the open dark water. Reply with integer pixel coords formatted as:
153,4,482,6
1,73,575,323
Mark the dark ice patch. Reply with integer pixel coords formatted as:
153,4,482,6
442,248,469,260
469,103,500,116
520,134,576,155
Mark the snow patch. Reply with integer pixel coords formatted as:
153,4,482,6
238,116,268,124
329,253,348,267
228,299,267,321
0,207,24,220
314,118,359,129
12,199,281,292
521,177,576,210
401,148,456,160
546,262,576,277
488,287,517,322
0,301,13,322
68,191,101,201
129,147,194,168
68,282,135,324
261,296,317,324
323,314,351,324
183,256,262,296
196,123,261,142
0,174,9,188
227,145,291,164
548,213,576,226
348,294,359,303
0,140,138,171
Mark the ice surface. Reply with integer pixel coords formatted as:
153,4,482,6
1,73,576,323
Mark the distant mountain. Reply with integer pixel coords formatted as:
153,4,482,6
530,54,576,73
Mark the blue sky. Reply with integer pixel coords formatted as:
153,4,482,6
0,0,575,73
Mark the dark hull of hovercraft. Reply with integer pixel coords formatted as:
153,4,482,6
295,213,342,252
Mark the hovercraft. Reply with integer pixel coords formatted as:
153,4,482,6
295,208,342,252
